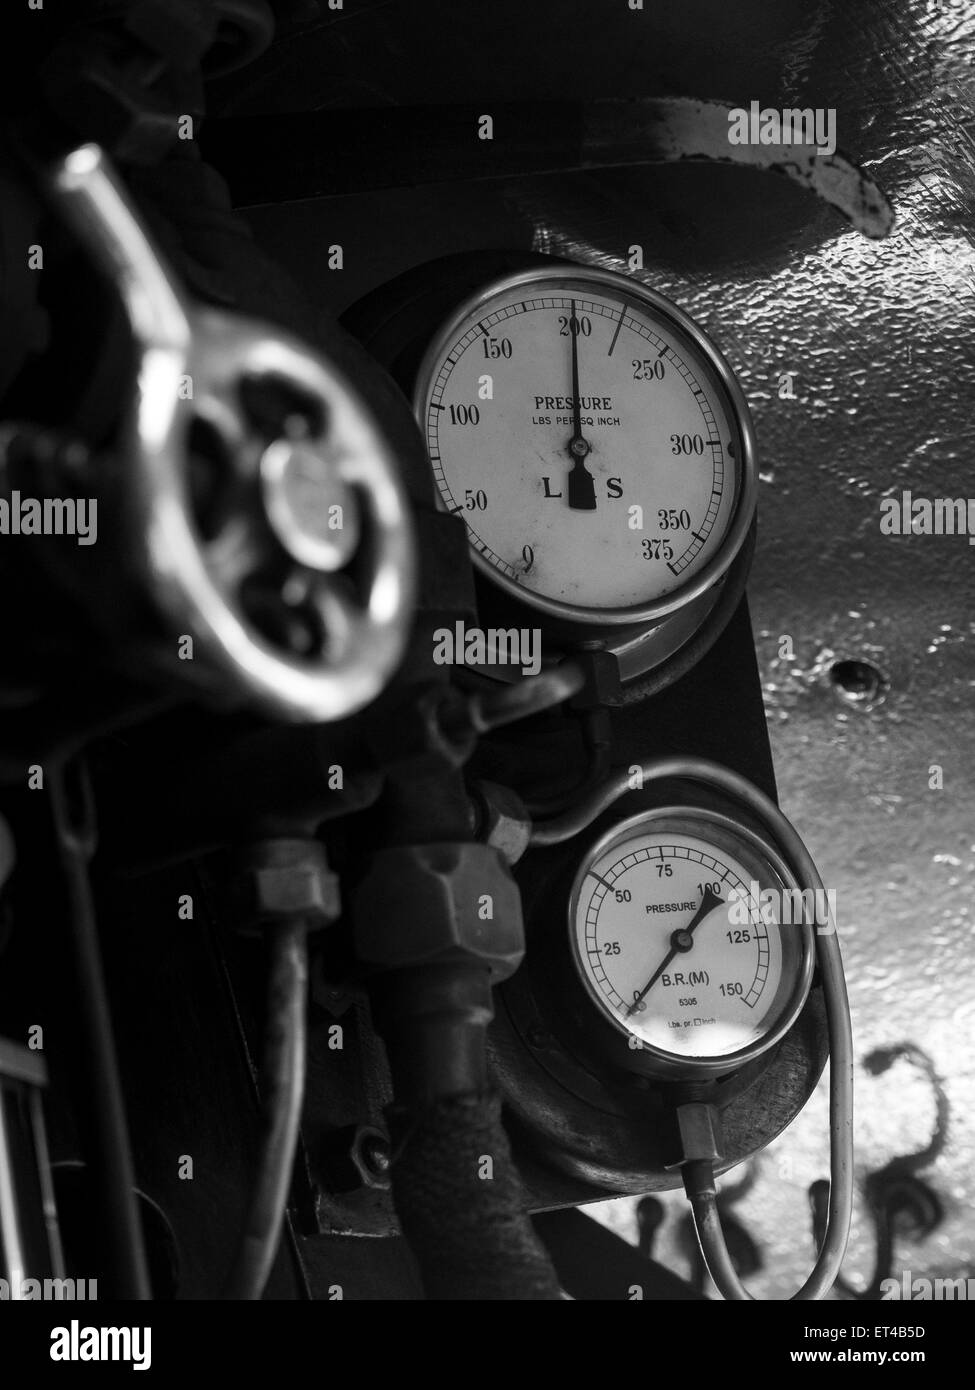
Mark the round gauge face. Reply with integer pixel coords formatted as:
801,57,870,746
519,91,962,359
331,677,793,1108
568,813,814,1072
414,266,755,624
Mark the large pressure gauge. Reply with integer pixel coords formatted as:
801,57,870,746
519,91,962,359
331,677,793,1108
413,265,757,678
568,808,815,1078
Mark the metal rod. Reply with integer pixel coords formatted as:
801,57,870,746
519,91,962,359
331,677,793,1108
50,761,151,1300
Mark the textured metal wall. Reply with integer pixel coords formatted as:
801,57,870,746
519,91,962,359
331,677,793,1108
543,0,975,1298
231,0,975,1295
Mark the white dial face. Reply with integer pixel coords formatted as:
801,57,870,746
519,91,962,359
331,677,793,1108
571,825,806,1062
417,271,742,618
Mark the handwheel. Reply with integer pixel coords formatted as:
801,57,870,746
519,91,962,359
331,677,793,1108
50,144,415,723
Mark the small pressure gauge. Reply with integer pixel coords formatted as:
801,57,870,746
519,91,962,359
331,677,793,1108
568,807,815,1079
413,265,757,679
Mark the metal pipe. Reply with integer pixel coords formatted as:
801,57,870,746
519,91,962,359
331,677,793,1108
223,918,308,1301
50,762,151,1300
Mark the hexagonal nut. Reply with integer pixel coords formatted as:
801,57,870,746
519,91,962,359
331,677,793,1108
471,780,531,865
233,839,340,931
354,842,524,979
351,1126,392,1191
364,684,476,778
309,956,357,1017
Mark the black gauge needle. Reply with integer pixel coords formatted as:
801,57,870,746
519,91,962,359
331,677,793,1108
566,301,596,510
626,888,723,1017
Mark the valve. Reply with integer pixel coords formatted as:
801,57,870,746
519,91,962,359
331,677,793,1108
47,144,415,723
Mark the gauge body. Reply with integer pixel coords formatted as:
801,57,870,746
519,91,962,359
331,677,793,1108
413,266,757,679
568,808,815,1079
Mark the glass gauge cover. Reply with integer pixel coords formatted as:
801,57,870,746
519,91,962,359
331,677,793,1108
414,266,757,627
568,809,815,1076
